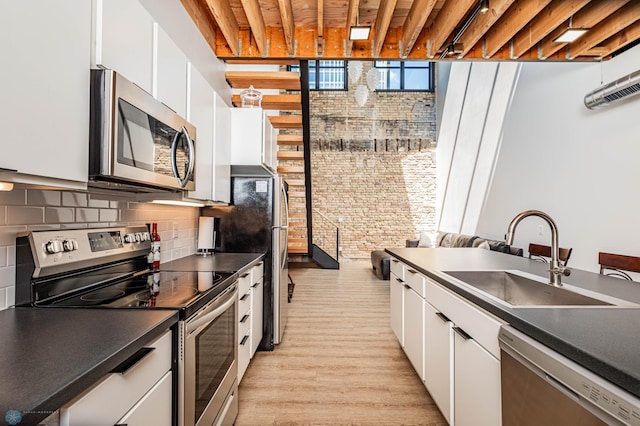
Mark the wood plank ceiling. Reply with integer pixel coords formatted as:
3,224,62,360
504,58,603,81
181,0,640,61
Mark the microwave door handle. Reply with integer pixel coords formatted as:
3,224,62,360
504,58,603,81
171,127,195,188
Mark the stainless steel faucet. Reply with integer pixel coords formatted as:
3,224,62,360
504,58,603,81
505,210,570,286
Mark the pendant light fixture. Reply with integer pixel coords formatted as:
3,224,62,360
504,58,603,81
349,8,370,40
554,16,589,43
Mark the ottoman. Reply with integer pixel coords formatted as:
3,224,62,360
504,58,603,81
371,250,390,280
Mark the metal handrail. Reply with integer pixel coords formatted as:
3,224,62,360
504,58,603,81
312,208,340,230
311,208,340,260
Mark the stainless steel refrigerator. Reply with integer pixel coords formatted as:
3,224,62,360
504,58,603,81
202,165,289,349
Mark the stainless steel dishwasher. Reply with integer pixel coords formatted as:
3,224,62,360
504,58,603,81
499,326,640,426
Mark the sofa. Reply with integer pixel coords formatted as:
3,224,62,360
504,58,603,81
371,232,522,280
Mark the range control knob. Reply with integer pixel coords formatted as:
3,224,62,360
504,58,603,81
123,234,135,243
141,232,150,241
62,239,77,252
44,240,63,254
135,233,143,242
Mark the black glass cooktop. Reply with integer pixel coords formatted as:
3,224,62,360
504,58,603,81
42,270,235,317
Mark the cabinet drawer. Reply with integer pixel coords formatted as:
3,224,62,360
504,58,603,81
251,261,264,285
238,269,252,294
405,267,426,298
390,257,404,281
426,278,504,358
239,309,251,337
238,289,251,318
238,317,252,383
116,371,172,426
60,330,172,425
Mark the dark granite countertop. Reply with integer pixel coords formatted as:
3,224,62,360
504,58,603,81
160,252,265,274
0,307,178,425
386,247,640,400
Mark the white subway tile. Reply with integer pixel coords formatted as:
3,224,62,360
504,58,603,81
27,225,60,231
0,247,6,267
46,207,75,223
62,192,88,207
61,223,87,229
7,245,15,266
0,227,27,246
0,287,6,311
7,206,44,225
0,206,5,225
75,208,99,222
0,265,15,287
88,198,109,208
27,190,61,206
0,189,26,206
5,285,14,308
99,209,119,222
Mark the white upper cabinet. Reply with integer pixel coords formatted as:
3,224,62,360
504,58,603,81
0,1,90,188
187,65,214,201
230,108,264,166
213,94,231,203
155,25,188,118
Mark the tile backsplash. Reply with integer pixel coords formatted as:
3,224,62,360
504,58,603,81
0,188,201,310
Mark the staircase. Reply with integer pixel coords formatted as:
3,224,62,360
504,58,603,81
225,67,308,256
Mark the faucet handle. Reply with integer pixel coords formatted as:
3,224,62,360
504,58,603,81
551,265,571,277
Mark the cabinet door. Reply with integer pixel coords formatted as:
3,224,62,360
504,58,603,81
116,371,172,426
251,278,264,357
238,310,251,383
230,108,264,165
453,328,501,426
389,273,404,345
403,286,425,380
213,93,231,203
155,26,188,117
262,113,274,170
187,66,214,201
94,0,154,93
424,302,452,424
0,1,90,185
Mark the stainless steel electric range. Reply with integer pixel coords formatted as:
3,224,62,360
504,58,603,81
15,226,239,426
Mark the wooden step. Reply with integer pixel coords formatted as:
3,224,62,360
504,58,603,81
231,94,302,110
288,239,309,254
277,166,305,174
288,229,308,237
225,71,301,90
269,115,302,129
285,179,305,186
278,134,303,146
277,151,304,160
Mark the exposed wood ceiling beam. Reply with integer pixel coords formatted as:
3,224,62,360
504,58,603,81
536,0,630,59
400,0,438,57
318,0,324,38
373,0,399,56
484,0,553,58
239,0,268,55
225,70,301,89
426,0,476,57
457,0,516,56
345,0,360,56
590,19,640,58
180,0,218,54
204,0,240,56
510,0,591,58
276,0,296,55
568,1,640,59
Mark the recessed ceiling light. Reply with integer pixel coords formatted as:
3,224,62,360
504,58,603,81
349,26,371,41
480,0,489,13
553,28,589,43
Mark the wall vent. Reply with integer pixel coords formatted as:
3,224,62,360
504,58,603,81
584,69,640,109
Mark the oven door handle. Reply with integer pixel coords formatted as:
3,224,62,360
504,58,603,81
187,290,237,334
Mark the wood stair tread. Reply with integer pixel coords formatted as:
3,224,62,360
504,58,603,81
225,71,301,90
270,115,302,129
277,134,303,146
277,166,305,174
284,179,305,186
231,94,301,110
277,151,304,160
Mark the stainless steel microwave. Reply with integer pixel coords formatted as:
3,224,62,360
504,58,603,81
89,69,196,192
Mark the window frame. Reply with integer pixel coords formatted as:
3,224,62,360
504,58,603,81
290,60,348,91
373,61,435,92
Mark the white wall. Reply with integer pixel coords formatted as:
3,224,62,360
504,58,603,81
475,44,640,273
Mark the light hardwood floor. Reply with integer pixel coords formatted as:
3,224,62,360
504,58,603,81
236,262,448,425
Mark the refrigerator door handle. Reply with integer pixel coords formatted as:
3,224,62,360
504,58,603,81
281,182,289,268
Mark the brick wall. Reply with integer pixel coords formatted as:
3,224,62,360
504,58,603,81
0,189,199,310
307,62,438,260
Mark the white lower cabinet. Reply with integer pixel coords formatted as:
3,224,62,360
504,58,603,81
453,330,501,426
238,261,265,383
59,330,172,425
403,285,425,380
424,302,452,424
390,271,404,345
251,276,264,357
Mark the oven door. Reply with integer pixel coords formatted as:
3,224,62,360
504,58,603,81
181,283,238,426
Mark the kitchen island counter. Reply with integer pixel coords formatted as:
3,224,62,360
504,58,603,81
0,307,178,425
386,247,640,400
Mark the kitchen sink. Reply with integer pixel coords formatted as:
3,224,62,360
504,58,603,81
443,270,637,308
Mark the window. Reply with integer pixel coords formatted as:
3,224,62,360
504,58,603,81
374,61,434,91
290,61,347,90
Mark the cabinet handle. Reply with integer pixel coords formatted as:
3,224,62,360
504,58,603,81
407,269,417,274
391,259,399,263
111,347,155,375
395,278,403,283
240,335,249,345
403,284,411,289
435,312,451,323
240,314,250,323
453,326,472,341
0,167,18,173
251,282,260,288
240,272,250,278
240,293,250,301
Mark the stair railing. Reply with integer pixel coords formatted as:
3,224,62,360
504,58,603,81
311,207,340,261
